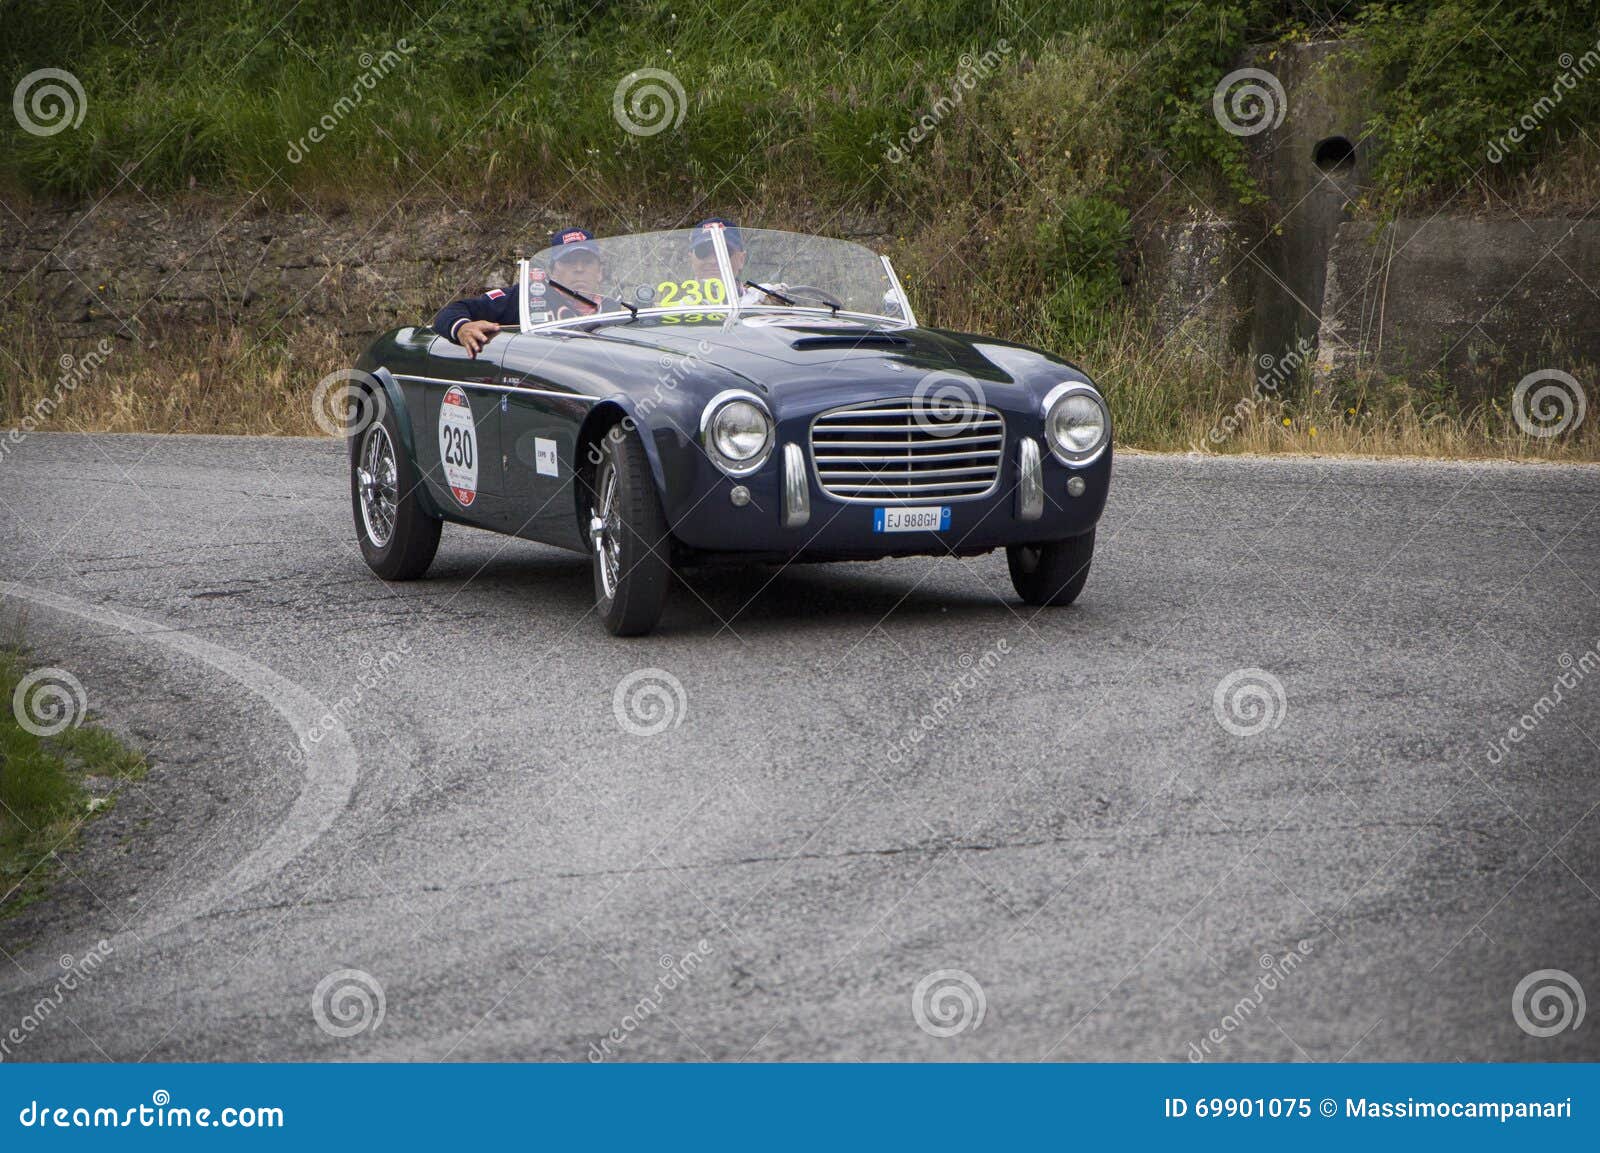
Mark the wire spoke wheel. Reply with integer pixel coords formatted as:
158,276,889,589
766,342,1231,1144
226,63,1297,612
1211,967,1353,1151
358,424,399,547
586,425,671,636
589,460,623,600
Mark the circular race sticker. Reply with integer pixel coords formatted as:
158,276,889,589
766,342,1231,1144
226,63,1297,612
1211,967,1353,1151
439,386,478,507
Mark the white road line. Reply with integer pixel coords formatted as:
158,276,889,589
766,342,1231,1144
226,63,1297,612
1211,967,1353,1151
0,582,358,956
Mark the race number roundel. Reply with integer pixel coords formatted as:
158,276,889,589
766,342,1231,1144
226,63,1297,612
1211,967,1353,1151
439,386,478,507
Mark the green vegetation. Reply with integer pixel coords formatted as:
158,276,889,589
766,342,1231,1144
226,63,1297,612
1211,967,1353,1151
5,1,1592,208
2,1,1596,457
0,649,146,917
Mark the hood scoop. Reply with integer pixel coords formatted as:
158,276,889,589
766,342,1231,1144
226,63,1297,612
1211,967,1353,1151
789,332,912,352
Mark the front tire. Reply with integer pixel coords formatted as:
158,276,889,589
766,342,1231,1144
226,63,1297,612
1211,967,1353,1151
1008,529,1095,607
585,426,671,636
351,403,441,580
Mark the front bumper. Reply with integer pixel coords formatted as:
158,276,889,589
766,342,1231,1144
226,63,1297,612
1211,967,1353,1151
658,416,1111,559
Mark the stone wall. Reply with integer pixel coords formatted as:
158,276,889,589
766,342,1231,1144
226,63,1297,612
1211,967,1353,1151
0,198,576,344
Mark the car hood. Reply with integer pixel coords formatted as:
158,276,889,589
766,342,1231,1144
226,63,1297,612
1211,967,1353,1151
580,314,1090,413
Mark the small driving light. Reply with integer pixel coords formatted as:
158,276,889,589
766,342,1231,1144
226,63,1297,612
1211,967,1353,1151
1066,476,1087,497
730,485,751,507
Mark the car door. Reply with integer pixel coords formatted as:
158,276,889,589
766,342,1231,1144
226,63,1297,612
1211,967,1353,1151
405,334,511,526
496,332,595,550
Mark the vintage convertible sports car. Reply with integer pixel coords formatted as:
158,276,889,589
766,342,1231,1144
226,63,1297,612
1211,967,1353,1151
347,228,1111,635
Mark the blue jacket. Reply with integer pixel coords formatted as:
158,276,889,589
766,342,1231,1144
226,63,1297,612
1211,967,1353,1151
432,284,599,342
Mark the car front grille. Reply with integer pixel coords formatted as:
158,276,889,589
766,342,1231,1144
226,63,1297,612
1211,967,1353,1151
809,397,1004,503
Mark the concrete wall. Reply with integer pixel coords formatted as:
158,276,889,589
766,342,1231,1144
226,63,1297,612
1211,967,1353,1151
1317,216,1600,396
1243,40,1373,363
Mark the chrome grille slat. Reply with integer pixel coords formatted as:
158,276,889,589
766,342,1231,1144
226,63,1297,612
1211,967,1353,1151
813,447,999,463
818,465,995,479
809,396,1004,503
809,432,1002,450
815,417,1003,433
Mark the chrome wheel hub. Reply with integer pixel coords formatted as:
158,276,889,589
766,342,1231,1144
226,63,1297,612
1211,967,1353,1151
358,424,399,547
591,462,622,600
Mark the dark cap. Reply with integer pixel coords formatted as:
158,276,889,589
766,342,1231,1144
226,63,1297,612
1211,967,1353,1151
690,217,745,253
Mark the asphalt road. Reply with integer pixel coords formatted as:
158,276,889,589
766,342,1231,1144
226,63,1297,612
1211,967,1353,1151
1,433,1597,1062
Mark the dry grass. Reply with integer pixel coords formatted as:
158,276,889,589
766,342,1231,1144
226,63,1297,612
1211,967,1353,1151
5,318,1594,464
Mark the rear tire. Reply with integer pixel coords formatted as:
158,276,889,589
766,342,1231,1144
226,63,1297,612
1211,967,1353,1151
1008,529,1095,607
584,426,671,636
351,401,441,581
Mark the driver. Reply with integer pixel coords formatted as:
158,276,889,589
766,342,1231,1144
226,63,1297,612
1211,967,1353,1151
688,217,783,306
433,226,602,357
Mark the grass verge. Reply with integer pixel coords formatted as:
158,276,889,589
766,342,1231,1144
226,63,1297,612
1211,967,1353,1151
0,648,147,919
3,314,1595,462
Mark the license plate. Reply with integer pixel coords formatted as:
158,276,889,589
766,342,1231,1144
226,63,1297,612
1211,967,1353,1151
874,506,951,533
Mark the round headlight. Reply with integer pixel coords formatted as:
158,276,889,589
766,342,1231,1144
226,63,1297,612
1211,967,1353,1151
704,395,773,475
1045,388,1109,463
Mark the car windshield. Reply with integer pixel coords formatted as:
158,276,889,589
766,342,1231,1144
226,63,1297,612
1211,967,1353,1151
519,228,911,326
733,228,908,320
